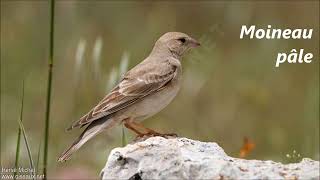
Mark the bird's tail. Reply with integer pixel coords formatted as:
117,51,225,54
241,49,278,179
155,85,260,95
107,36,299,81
58,118,113,162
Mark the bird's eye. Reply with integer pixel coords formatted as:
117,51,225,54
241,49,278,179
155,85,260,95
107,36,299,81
177,38,186,43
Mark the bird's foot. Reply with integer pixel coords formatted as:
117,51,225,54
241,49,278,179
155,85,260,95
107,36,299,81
134,132,178,141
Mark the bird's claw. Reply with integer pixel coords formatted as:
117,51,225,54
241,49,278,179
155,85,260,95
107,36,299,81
134,132,178,141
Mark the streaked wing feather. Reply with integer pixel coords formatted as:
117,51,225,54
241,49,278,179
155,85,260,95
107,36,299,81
69,62,176,129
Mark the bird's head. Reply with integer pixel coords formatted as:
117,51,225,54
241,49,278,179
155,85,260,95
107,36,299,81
153,32,200,58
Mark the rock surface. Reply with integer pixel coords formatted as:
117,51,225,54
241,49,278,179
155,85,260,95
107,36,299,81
101,137,319,179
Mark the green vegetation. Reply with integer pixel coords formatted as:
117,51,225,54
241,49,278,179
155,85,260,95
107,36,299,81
15,80,35,179
14,81,25,179
43,0,55,179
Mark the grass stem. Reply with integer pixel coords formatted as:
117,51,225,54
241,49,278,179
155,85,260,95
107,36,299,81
43,0,55,179
121,124,127,147
17,116,35,179
14,80,25,179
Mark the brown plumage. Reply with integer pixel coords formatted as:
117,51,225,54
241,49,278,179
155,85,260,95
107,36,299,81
58,32,200,162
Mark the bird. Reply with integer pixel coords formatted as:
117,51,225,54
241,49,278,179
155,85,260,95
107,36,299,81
58,32,200,162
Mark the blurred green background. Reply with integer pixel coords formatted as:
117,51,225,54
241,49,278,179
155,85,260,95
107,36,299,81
1,1,319,179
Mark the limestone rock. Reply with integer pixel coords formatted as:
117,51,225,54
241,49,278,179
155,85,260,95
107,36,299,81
101,137,319,180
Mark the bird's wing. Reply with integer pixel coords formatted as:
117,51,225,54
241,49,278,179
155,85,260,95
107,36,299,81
67,61,177,130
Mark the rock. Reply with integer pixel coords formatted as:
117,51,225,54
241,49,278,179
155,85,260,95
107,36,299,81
101,137,319,180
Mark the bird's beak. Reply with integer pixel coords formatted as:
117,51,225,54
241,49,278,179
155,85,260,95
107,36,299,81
189,38,201,48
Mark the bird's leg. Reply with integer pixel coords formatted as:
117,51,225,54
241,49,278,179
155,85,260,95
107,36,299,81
123,119,144,136
123,120,157,137
130,121,160,135
123,119,177,138
130,121,178,138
